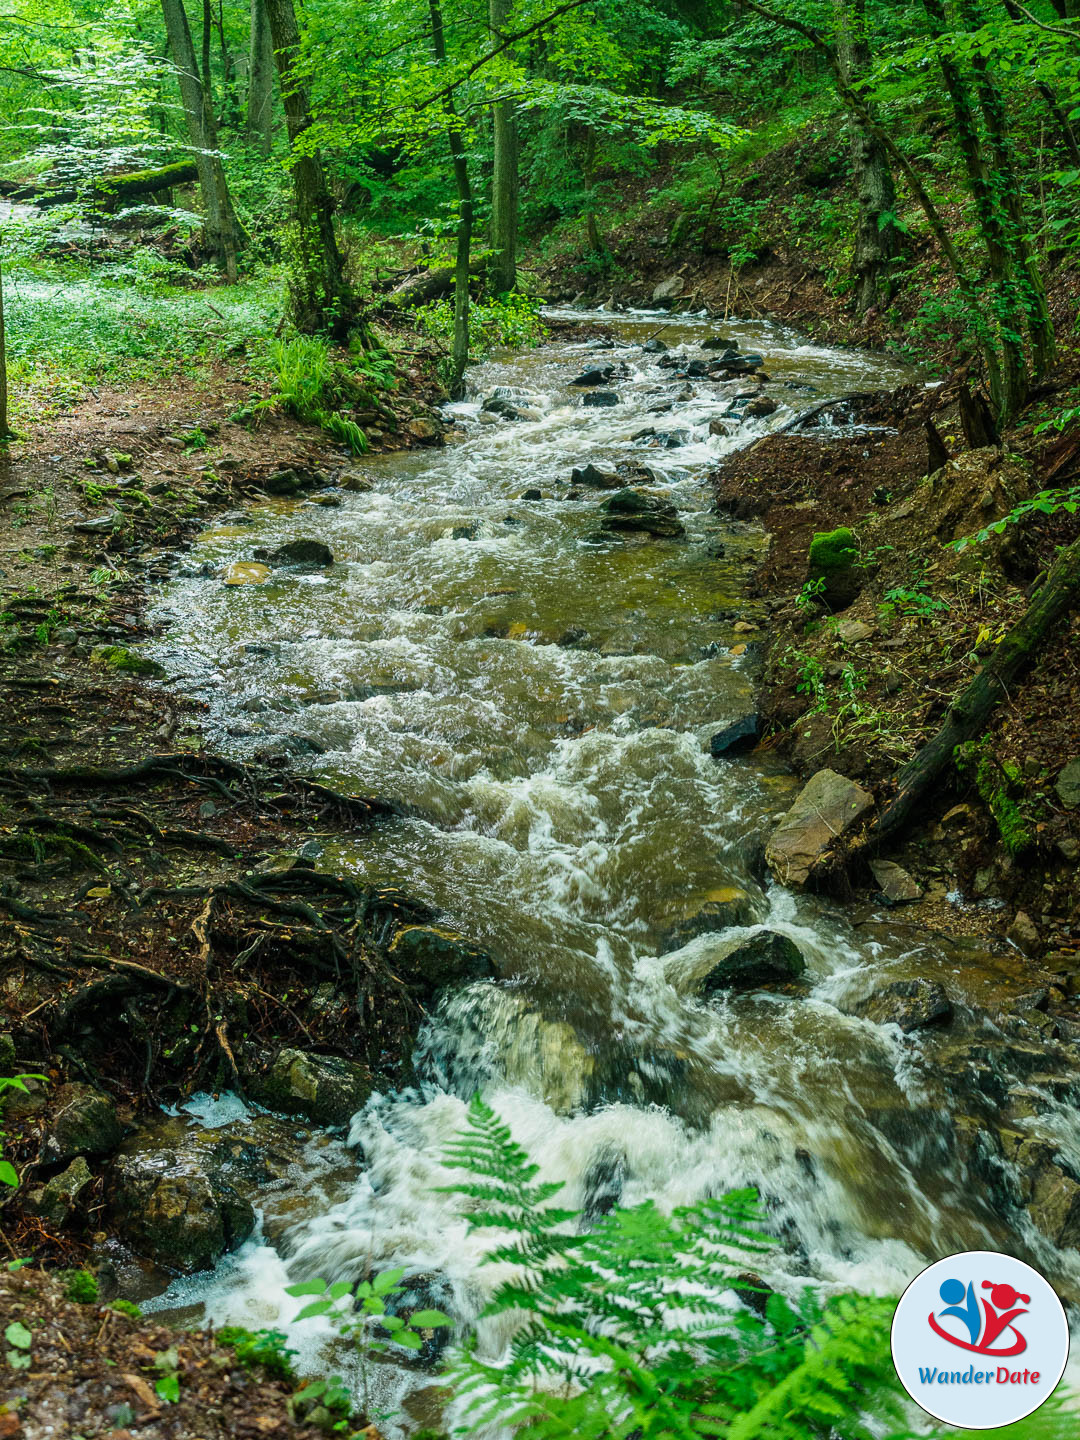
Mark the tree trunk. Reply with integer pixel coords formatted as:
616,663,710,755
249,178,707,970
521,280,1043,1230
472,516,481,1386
488,0,518,294
246,0,274,154
429,0,473,397
263,0,352,337
160,0,240,279
0,256,10,443
921,0,1028,423
873,530,1080,841
958,0,1055,377
836,0,902,313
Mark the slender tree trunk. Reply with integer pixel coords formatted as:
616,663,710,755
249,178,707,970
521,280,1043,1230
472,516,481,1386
488,0,518,294
958,0,1055,377
735,0,1014,417
1004,0,1080,168
263,0,352,336
836,0,902,313
429,0,473,396
921,0,1028,422
161,0,240,279
0,255,10,442
246,0,275,155
873,530,1080,841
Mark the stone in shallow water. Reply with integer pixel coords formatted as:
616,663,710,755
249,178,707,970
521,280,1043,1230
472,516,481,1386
254,1048,373,1127
570,463,622,489
570,366,617,387
700,931,805,992
765,769,874,887
388,924,494,998
850,978,952,1033
223,560,271,585
583,391,620,407
660,888,756,951
255,538,334,570
708,714,760,758
599,488,685,539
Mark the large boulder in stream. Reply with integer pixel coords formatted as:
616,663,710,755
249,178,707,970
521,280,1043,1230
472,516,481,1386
108,1112,308,1272
255,538,334,570
599,488,685,539
700,931,806,993
765,768,874,887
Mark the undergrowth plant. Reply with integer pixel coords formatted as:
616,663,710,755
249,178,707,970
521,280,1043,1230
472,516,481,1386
261,335,398,455
0,1074,47,1187
433,1097,904,1439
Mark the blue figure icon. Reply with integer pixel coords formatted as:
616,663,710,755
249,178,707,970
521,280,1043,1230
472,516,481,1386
938,1278,982,1346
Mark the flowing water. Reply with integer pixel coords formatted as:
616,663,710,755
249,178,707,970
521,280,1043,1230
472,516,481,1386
143,310,1080,1425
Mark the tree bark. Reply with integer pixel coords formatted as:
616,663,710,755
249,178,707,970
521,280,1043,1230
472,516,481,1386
488,0,518,293
835,0,902,313
263,0,352,336
160,0,240,279
246,0,275,154
0,255,10,443
873,530,1080,841
429,0,473,397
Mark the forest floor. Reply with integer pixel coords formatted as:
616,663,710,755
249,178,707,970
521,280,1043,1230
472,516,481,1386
0,345,463,1436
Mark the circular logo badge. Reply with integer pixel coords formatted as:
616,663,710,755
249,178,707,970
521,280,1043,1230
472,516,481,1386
891,1251,1070,1429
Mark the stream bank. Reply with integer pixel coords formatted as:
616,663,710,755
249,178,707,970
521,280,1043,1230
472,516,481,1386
2,307,1080,1436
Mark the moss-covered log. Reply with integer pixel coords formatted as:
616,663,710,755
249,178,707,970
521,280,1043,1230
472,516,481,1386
872,530,1080,841
0,162,198,210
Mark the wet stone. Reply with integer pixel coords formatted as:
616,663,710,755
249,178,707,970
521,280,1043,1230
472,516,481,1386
387,924,494,998
43,1083,124,1163
570,366,618,387
255,538,334,570
708,714,760,757
660,889,756,951
599,489,685,539
700,931,806,992
571,464,623,489
868,859,921,905
850,978,952,1033
253,1048,374,1128
582,391,620,407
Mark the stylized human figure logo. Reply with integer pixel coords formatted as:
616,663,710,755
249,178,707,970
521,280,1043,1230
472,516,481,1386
928,1278,1030,1356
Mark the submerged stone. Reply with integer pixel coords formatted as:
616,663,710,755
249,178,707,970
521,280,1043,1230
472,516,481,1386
583,391,620,407
223,561,271,585
570,463,623,489
660,888,756,951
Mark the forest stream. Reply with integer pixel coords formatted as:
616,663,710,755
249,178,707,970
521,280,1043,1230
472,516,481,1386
136,310,1080,1427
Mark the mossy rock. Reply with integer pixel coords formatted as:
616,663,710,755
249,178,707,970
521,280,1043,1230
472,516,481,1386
807,527,861,609
254,1048,373,1127
89,644,167,679
43,1083,124,1162
388,924,494,997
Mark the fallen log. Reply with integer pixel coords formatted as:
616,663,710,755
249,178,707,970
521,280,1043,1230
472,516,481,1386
872,529,1080,842
387,256,486,307
0,162,198,210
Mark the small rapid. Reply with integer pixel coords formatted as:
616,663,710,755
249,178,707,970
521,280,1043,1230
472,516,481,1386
143,309,1080,1425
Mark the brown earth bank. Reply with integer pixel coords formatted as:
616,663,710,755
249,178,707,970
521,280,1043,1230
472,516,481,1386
710,383,1080,988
